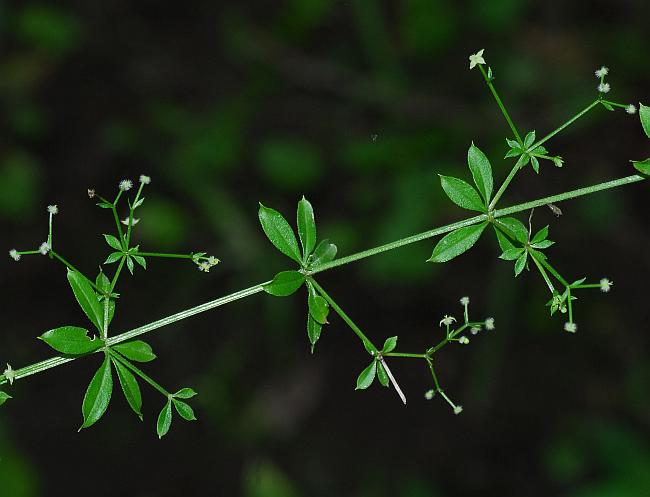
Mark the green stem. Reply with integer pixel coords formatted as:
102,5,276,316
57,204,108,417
135,252,194,259
109,256,126,294
489,164,520,210
126,183,145,247
537,257,569,287
50,251,102,293
308,278,378,353
478,65,522,143
531,100,600,150
1,174,646,386
111,191,125,244
529,251,556,293
109,350,169,397
383,352,427,359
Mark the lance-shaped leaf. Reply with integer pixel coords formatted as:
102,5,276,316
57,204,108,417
428,222,487,263
494,217,528,244
514,251,528,276
297,196,317,261
112,340,156,362
173,388,197,399
263,271,305,297
172,399,196,421
631,158,650,175
355,361,377,390
157,400,173,439
39,326,103,355
310,239,337,267
110,356,142,420
68,270,104,332
306,281,329,324
103,234,123,251
376,361,389,387
382,336,398,353
96,272,116,327
80,354,113,429
0,391,11,406
640,103,650,139
467,143,493,203
307,314,322,354
494,226,517,253
439,175,485,212
258,203,302,264
523,130,536,148
532,225,549,244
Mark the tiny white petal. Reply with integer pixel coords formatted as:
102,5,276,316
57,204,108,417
626,104,637,115
121,217,140,226
460,296,470,306
119,179,133,191
599,278,613,293
424,389,435,400
484,317,495,330
47,205,59,215
3,363,16,385
564,322,577,333
469,49,486,70
439,315,457,327
139,174,151,185
453,405,463,415
39,242,51,255
9,249,21,261
597,82,610,93
594,66,609,78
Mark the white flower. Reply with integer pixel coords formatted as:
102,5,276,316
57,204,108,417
9,249,21,262
598,82,610,93
197,261,211,272
119,179,133,191
87,189,95,198
39,242,51,255
460,296,470,306
139,174,151,185
121,217,140,226
47,205,58,215
594,66,609,78
3,364,16,385
439,315,456,327
424,389,435,400
469,49,485,70
564,322,577,333
626,104,637,115
485,317,495,330
453,405,463,415
207,256,219,266
599,278,613,293
470,326,481,335
458,336,469,345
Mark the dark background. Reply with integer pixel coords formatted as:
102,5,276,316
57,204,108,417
1,1,649,496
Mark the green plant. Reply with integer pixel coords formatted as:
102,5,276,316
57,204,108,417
2,51,648,434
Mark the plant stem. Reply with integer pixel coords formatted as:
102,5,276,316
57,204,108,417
125,183,145,247
478,65,522,143
1,173,646,386
531,100,600,150
384,352,427,359
50,251,102,293
308,278,377,353
109,256,126,294
529,251,556,293
135,252,194,259
489,164,520,210
110,350,169,397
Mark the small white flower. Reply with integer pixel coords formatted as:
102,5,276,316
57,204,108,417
626,104,637,115
9,249,21,261
485,317,495,330
460,296,470,306
87,189,95,198
39,242,51,255
207,256,219,266
139,174,151,185
197,261,211,272
453,405,463,415
439,315,457,327
564,322,577,333
594,66,609,78
598,82,610,93
599,278,613,293
458,336,470,345
119,179,133,191
470,326,481,335
3,364,16,385
47,205,59,215
469,49,486,70
424,389,435,400
121,217,140,226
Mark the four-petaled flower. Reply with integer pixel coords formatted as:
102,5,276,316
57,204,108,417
469,49,485,70
439,315,457,327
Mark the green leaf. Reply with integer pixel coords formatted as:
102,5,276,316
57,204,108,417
306,281,329,324
39,326,103,355
524,131,536,148
514,251,528,276
173,388,198,399
499,248,524,261
601,101,615,111
97,202,112,209
439,175,485,211
172,399,196,421
504,148,521,159
307,314,322,354
96,272,110,293
103,234,123,251
67,270,104,332
126,256,134,275
495,217,528,244
104,252,122,264
0,391,11,406
355,361,377,390
631,157,650,175
80,354,113,429
377,361,389,387
112,340,156,362
110,356,142,420
532,225,549,244
133,255,146,270
506,138,520,149
297,196,317,261
157,400,173,439
532,239,554,249
530,156,540,174
310,239,337,266
467,143,493,203
640,103,650,139
494,226,517,253
258,203,302,264
263,271,305,297
532,145,548,155
382,336,398,353
427,222,487,263
515,153,530,169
